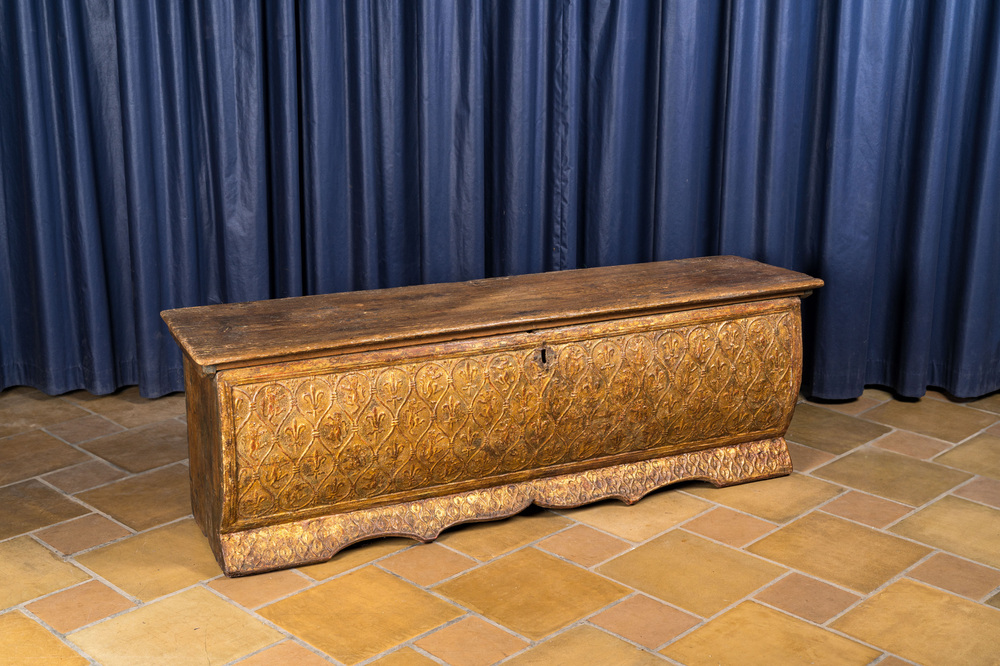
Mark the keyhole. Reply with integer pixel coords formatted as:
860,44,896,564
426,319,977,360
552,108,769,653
535,347,551,367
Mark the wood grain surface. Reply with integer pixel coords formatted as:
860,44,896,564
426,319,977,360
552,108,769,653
161,256,822,369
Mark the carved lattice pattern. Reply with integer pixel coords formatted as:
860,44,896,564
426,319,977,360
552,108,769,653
228,311,795,522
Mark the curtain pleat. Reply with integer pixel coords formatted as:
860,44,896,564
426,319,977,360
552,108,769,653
2,0,999,399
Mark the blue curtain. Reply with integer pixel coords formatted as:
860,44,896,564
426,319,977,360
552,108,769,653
1,0,998,399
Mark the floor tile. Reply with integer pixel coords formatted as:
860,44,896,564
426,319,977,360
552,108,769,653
785,403,890,454
952,476,1000,508
10,386,1000,666
369,648,439,665
590,594,699,649
436,507,571,560
79,420,188,473
236,641,332,665
208,569,311,608
832,579,1000,665
74,519,220,601
44,415,125,444
64,387,186,428
69,586,282,666
754,573,860,623
907,553,1000,600
748,512,929,593
785,441,836,472
812,448,971,506
862,387,894,402
683,473,843,523
437,548,628,640
922,388,957,402
377,543,477,586
0,480,89,539
864,398,997,443
891,495,1000,569
0,536,90,609
876,658,916,666
25,580,135,633
820,491,912,528
535,525,632,566
297,538,413,580
0,611,89,665
0,430,90,485
75,463,191,530
0,392,89,438
681,507,775,547
41,460,128,494
33,513,131,554
967,392,1000,414
806,395,882,416
935,433,1000,479
873,430,952,459
505,625,663,666
414,616,528,666
559,490,710,542
598,531,784,617
260,566,461,664
662,601,880,666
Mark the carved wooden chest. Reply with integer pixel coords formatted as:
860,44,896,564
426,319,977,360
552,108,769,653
162,256,821,576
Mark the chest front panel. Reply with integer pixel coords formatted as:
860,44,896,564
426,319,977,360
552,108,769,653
218,300,799,530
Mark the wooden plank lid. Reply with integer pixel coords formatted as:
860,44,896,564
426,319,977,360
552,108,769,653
161,255,823,370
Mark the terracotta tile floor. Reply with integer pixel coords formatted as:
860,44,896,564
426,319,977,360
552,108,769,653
2,385,1000,665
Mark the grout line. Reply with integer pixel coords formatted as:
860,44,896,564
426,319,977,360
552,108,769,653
39,415,127,446
11,606,100,665
219,639,289,666
365,643,448,666
197,584,315,663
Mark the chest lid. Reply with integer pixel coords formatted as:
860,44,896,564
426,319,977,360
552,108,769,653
161,255,822,370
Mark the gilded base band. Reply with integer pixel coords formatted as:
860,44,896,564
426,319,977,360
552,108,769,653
215,436,791,576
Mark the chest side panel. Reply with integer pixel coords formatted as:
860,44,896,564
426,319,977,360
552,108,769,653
219,299,800,530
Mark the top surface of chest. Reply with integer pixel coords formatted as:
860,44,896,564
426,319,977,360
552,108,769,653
161,255,822,370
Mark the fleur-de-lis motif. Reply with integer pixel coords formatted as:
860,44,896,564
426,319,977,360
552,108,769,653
376,368,411,410
452,358,484,397
688,327,716,363
438,394,465,426
284,420,310,443
359,407,391,442
593,341,620,371
657,331,685,363
295,380,333,428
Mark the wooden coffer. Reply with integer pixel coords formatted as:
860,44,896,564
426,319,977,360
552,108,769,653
162,256,822,575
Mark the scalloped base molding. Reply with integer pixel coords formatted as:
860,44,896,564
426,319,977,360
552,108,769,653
216,437,791,576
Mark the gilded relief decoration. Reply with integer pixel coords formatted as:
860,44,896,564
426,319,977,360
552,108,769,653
227,309,798,528
218,437,792,575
